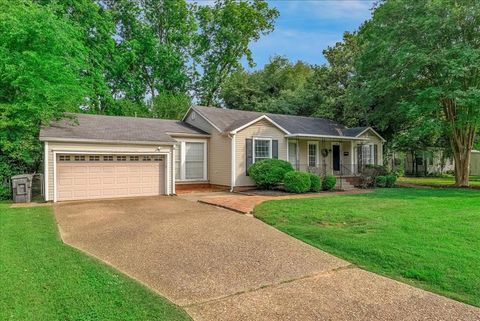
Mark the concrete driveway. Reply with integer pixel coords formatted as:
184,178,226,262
55,196,480,321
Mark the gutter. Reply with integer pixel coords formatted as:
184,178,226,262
38,137,177,145
228,133,236,192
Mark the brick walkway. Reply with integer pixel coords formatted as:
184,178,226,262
187,189,372,214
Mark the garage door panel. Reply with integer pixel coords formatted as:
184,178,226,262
57,154,165,201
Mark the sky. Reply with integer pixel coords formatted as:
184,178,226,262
245,0,376,69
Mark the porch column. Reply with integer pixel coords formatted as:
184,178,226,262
350,142,355,174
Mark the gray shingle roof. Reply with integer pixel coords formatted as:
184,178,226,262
342,127,369,137
192,106,359,137
40,113,207,144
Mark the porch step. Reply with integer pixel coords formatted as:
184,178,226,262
336,178,356,191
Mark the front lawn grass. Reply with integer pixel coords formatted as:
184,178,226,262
398,175,480,187
0,203,191,321
254,188,480,307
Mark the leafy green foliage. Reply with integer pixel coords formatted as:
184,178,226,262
248,159,293,189
283,171,311,194
309,173,321,192
221,56,313,115
385,175,397,188
322,175,337,191
195,0,279,106
353,0,480,186
375,176,387,188
254,188,480,307
0,0,89,189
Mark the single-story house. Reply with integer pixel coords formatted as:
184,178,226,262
403,148,455,176
40,106,386,202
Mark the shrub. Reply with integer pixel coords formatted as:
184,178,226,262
284,171,311,193
386,174,397,187
248,159,294,189
322,175,337,191
309,173,321,192
0,185,11,200
376,175,387,187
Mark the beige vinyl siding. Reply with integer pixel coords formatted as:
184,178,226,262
45,141,173,201
357,129,383,164
235,119,287,186
296,139,338,174
184,111,232,186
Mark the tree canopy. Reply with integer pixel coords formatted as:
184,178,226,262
0,0,90,196
352,0,480,186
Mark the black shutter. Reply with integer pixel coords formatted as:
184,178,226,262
246,139,253,176
272,140,278,159
357,144,363,172
374,144,378,165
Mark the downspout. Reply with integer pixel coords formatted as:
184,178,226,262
229,133,236,192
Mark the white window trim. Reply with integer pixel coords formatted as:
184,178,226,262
252,137,273,163
175,138,208,182
287,139,299,168
307,141,319,167
359,143,376,165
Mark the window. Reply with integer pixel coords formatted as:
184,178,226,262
288,141,298,168
89,155,100,161
59,155,70,162
360,144,376,165
103,155,113,161
116,156,127,161
175,144,181,179
74,155,85,161
142,156,152,162
308,143,317,167
253,138,271,163
185,142,205,179
153,155,162,161
130,156,139,161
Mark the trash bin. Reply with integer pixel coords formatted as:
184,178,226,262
11,174,33,203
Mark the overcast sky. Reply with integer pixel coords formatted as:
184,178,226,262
245,0,376,69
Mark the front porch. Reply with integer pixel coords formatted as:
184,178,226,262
286,136,383,179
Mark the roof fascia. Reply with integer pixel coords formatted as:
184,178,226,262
230,115,290,135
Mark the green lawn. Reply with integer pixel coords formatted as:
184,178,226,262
254,188,480,307
0,203,191,321
398,175,480,187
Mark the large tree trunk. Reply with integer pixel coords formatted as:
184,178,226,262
442,98,476,187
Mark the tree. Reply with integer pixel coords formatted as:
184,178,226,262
104,0,196,109
306,32,362,127
0,0,90,194
353,0,480,186
221,56,312,114
194,0,278,106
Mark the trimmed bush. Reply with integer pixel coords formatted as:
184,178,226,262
284,171,311,193
309,173,321,192
376,175,387,187
386,174,397,187
322,175,337,191
248,159,294,189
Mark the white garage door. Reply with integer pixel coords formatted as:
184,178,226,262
56,154,165,201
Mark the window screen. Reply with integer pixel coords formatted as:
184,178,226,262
308,144,317,167
185,142,204,179
254,139,271,162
